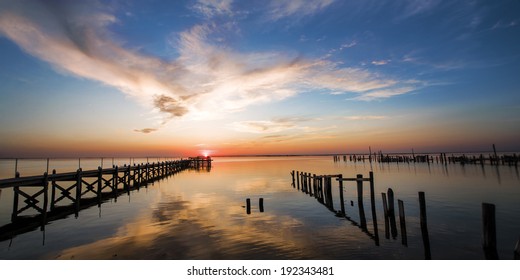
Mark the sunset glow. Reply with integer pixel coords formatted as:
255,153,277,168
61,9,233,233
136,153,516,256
1,0,519,157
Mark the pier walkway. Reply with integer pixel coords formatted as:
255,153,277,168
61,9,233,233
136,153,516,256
0,158,212,241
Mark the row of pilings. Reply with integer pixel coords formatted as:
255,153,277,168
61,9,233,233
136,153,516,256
291,170,519,260
333,152,518,166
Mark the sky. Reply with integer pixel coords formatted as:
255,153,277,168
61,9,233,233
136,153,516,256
0,0,519,157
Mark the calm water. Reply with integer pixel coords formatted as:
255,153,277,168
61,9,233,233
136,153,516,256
0,156,519,259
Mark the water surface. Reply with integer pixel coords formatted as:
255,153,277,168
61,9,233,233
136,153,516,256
0,156,519,259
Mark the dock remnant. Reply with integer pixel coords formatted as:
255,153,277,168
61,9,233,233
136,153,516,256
398,199,407,246
419,191,432,260
482,203,499,260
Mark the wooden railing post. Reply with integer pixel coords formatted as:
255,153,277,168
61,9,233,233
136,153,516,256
41,172,49,230
113,166,118,198
97,167,103,204
51,169,57,211
75,168,82,216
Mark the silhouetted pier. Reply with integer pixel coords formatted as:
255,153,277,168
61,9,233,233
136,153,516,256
0,157,212,241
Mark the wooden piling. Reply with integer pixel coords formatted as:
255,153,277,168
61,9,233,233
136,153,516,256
369,172,379,245
338,174,345,216
387,188,397,239
482,203,499,259
259,198,264,212
398,199,407,246
493,144,498,164
246,198,251,215
357,174,367,230
419,191,432,260
312,174,317,197
296,171,300,190
308,173,313,196
318,176,323,203
382,192,389,239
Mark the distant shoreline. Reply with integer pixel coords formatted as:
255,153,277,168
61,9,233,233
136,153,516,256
1,150,519,160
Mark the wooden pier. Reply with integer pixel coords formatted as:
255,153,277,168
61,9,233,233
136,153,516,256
0,158,212,241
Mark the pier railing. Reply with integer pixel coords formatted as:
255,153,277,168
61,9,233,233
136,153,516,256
0,158,212,241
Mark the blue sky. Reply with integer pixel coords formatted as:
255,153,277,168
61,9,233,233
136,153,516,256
0,0,519,157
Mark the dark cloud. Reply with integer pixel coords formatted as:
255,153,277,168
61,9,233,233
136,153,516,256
134,128,158,134
154,95,189,118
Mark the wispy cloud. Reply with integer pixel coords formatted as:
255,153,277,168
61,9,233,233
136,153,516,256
344,115,388,120
372,60,390,65
398,0,442,19
267,0,335,21
0,1,417,132
490,19,519,30
230,117,310,134
192,0,234,18
339,40,357,50
352,86,416,101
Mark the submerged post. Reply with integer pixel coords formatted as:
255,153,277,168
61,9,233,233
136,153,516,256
246,198,251,215
482,203,499,259
259,198,264,212
419,191,432,260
